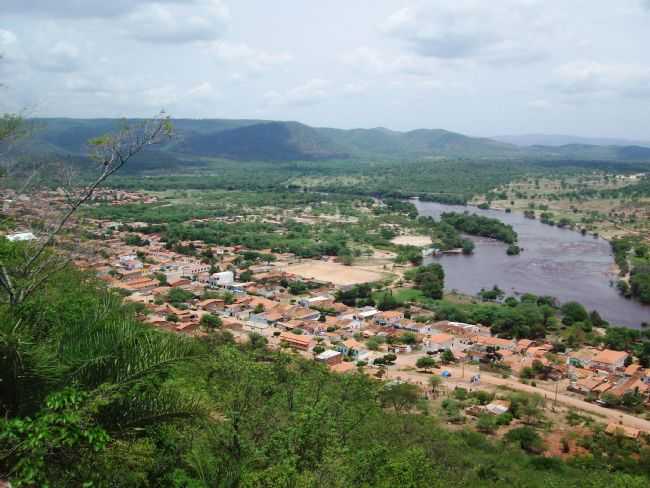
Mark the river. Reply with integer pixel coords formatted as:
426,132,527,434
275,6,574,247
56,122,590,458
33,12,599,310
415,200,649,328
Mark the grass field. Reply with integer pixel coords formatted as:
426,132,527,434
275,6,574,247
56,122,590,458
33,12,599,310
372,287,424,304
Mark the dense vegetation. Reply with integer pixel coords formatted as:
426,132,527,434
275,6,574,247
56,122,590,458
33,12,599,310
611,237,650,304
440,212,518,244
2,241,650,487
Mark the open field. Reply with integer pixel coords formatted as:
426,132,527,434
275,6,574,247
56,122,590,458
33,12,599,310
373,287,424,304
390,235,432,246
475,174,650,241
280,260,388,285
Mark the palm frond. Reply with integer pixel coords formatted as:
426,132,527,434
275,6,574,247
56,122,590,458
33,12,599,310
60,316,204,388
99,388,206,432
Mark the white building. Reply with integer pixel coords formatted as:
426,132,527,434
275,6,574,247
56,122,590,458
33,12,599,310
119,254,143,270
208,271,235,288
181,262,211,277
424,333,457,352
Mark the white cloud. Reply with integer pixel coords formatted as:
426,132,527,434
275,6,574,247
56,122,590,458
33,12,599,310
207,41,292,74
142,84,180,107
187,81,218,99
343,80,369,95
4,0,195,19
32,41,81,73
553,61,650,98
264,79,329,107
528,99,552,110
380,0,551,65
127,0,230,43
343,46,446,77
0,29,22,65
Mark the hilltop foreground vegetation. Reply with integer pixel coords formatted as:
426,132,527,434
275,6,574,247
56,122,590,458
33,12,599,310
1,254,650,487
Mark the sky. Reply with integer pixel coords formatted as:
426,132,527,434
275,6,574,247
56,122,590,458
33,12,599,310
1,0,650,138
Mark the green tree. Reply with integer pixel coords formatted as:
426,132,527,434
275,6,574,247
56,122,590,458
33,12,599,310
415,356,437,372
379,382,420,413
201,313,222,331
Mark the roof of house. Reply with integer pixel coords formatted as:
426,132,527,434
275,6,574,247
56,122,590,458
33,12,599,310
280,332,313,346
427,333,454,344
378,310,403,319
575,376,606,391
316,350,341,360
517,339,534,349
473,336,514,348
264,311,284,322
343,338,363,349
198,298,225,307
593,349,628,365
624,363,643,376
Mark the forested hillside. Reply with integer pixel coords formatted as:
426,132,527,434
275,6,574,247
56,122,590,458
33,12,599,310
10,117,650,164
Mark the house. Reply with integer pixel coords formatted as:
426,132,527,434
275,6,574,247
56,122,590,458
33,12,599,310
374,310,404,327
299,295,333,308
175,321,201,334
424,333,456,352
119,255,143,270
400,320,431,334
516,339,535,353
280,332,313,351
471,335,516,351
357,306,379,320
169,278,191,288
624,363,643,377
316,350,343,365
117,278,158,293
435,321,489,337
181,262,210,277
569,376,607,395
591,349,628,372
198,299,225,313
337,338,368,361
388,344,412,354
208,271,235,288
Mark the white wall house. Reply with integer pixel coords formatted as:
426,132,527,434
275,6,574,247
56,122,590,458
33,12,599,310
209,271,235,288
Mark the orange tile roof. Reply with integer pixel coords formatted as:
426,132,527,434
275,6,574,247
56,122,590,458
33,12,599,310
280,332,312,346
428,333,454,343
593,349,628,365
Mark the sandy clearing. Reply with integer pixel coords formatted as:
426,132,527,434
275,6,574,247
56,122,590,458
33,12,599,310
391,235,432,247
280,260,386,286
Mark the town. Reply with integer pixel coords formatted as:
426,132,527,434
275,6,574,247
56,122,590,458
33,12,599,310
4,186,649,443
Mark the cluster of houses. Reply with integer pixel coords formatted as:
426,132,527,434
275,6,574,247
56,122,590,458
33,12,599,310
567,348,650,403
64,225,650,407
3,191,649,413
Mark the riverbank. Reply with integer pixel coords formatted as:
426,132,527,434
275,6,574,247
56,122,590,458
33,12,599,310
414,199,650,328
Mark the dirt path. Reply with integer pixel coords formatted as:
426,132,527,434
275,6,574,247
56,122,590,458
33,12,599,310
389,354,650,433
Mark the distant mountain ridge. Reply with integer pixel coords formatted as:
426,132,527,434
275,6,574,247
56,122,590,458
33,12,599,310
16,117,650,163
493,133,650,148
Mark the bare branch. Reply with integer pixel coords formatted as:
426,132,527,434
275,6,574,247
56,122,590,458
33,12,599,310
0,111,173,307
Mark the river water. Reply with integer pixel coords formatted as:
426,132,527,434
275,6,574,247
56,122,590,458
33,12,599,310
415,200,649,328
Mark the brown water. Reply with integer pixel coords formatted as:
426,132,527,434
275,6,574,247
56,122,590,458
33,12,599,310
416,200,649,328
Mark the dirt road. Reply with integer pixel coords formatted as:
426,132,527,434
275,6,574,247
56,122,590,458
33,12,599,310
389,353,650,433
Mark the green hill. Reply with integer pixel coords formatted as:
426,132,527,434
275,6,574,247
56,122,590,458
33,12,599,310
12,117,650,165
